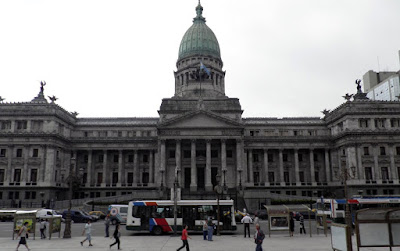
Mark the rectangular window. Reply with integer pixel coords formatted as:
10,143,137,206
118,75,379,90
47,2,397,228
31,191,36,200
268,154,274,162
14,169,21,182
8,192,13,200
313,154,318,161
183,150,191,158
298,154,303,162
284,172,289,183
113,154,119,163
283,154,288,162
16,120,27,130
268,172,275,182
0,121,11,130
98,155,104,163
31,120,43,132
25,192,30,200
0,149,6,157
97,173,103,184
84,131,88,137
226,150,233,158
381,167,389,180
118,131,122,137
391,118,400,128
0,169,4,182
359,119,369,128
396,147,400,156
143,154,149,163
30,169,37,182
380,147,386,156
299,171,305,182
196,150,206,157
32,148,39,158
128,155,133,163
16,149,23,158
253,153,259,162
211,150,218,158
169,150,175,159
84,155,88,163
363,147,369,156
365,167,373,181
375,119,386,128
127,172,133,184
315,171,319,182
142,172,149,184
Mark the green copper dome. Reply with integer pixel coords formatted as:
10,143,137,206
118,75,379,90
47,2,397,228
178,2,221,61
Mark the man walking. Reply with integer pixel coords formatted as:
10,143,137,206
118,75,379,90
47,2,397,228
80,219,93,247
104,215,110,237
254,224,265,251
207,217,214,241
39,219,46,239
299,214,306,234
177,225,191,251
241,214,253,238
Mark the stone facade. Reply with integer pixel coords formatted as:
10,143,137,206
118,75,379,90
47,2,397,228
1,3,400,210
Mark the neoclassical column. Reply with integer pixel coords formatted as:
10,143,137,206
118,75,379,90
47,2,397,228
118,150,123,185
325,149,331,182
356,146,363,181
102,150,107,185
263,149,269,185
160,140,166,172
372,145,379,180
294,149,300,184
190,139,197,191
6,146,14,183
236,139,243,186
44,146,56,184
175,140,181,184
133,150,139,185
86,150,92,186
205,139,212,191
23,145,29,183
389,145,397,181
309,149,315,183
248,149,254,184
149,150,154,184
221,139,227,185
278,149,284,185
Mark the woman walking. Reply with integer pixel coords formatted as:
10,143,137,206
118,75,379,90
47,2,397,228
110,223,121,250
16,222,30,251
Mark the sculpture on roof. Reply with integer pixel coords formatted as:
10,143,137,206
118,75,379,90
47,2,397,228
0,96,5,103
321,109,330,115
40,81,46,94
48,95,58,103
355,79,362,93
343,93,353,101
71,111,79,117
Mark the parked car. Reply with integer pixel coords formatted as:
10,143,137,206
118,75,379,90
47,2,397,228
89,211,106,220
36,209,60,220
61,210,92,223
82,210,98,221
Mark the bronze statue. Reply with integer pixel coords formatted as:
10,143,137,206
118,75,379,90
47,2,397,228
48,95,58,103
343,93,353,101
40,81,46,94
355,79,362,93
0,96,5,103
321,109,330,115
71,111,79,116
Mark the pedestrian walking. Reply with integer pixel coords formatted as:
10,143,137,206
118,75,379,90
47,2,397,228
241,213,253,238
299,214,306,234
105,215,110,237
254,224,265,251
40,219,47,239
80,220,93,247
177,225,191,251
202,219,208,240
289,213,295,237
109,223,121,250
207,217,213,241
16,221,30,251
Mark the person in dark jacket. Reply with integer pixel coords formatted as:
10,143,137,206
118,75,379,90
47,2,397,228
299,214,306,234
109,223,121,250
254,224,265,251
289,213,295,237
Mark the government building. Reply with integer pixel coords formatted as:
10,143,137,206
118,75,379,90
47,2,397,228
1,2,400,211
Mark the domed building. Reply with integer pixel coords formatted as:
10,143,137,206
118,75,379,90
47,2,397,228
0,2,400,212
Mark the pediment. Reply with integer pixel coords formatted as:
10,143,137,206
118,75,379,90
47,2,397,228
159,111,241,128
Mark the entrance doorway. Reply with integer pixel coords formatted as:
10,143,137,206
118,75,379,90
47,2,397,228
197,166,205,190
211,167,218,187
185,168,191,189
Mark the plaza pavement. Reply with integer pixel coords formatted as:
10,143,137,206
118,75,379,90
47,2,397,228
2,234,400,251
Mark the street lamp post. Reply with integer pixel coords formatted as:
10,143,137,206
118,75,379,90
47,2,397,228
335,166,356,251
214,173,222,236
173,167,179,236
63,157,83,239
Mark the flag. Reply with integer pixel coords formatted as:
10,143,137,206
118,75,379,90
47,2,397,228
200,62,211,77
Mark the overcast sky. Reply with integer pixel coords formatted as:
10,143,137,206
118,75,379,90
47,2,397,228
1,0,399,118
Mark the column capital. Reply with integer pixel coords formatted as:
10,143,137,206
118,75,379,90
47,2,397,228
294,148,299,153
309,148,314,152
118,149,123,154
221,139,226,143
263,148,268,153
175,139,181,143
205,139,212,143
103,149,108,154
191,139,197,143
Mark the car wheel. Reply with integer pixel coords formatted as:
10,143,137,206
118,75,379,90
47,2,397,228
152,226,163,235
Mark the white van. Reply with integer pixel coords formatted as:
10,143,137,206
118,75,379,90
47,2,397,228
36,209,59,220
108,204,128,225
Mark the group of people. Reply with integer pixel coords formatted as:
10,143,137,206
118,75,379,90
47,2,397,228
80,216,121,250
